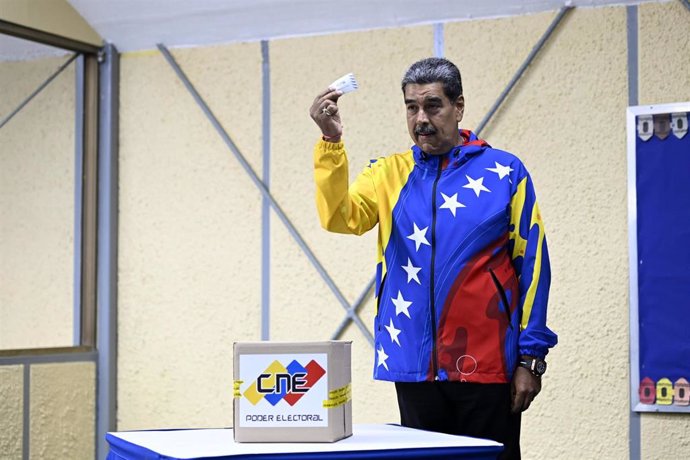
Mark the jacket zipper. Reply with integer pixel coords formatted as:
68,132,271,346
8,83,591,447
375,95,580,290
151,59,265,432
375,273,387,330
429,161,443,380
489,268,513,328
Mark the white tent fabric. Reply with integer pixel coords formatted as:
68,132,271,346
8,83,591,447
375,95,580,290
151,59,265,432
67,0,652,52
0,0,660,59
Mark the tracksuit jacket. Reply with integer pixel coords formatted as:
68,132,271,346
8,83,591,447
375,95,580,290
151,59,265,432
314,130,558,384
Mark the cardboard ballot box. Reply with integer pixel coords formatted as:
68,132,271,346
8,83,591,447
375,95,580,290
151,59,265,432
233,341,352,443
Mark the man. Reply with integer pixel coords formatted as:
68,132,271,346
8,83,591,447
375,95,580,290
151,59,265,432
309,57,557,459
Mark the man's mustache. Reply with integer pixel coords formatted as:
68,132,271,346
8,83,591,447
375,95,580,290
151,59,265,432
415,125,436,136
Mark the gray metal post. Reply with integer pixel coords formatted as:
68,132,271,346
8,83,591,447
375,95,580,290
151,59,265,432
434,23,444,58
22,364,29,460
157,44,374,346
74,55,85,346
626,7,641,460
261,40,271,341
475,6,573,136
96,43,119,460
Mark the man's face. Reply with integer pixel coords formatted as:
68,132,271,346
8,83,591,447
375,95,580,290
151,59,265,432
404,82,464,155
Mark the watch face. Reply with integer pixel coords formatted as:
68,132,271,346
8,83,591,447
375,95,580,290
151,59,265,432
535,360,547,375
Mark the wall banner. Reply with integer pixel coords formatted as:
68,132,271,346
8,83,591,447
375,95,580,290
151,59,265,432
628,102,690,413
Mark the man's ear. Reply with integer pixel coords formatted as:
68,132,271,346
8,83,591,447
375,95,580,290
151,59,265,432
455,95,465,123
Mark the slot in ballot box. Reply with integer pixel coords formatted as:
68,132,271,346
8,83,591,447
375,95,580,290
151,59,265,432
233,341,352,442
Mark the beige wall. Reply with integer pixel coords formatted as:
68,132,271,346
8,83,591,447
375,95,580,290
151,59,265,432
30,362,95,459
115,3,690,458
0,0,101,46
639,1,690,104
638,2,690,458
0,361,95,459
118,44,263,429
0,366,23,458
0,56,76,350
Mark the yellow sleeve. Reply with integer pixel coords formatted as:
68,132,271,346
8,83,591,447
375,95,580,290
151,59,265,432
313,139,378,235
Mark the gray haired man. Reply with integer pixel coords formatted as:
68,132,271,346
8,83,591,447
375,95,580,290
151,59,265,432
310,57,558,459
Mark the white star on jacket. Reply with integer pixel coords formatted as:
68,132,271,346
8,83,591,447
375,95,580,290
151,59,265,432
402,258,422,284
407,222,430,251
439,192,466,217
385,318,402,346
486,162,514,180
463,175,491,197
377,346,389,370
391,290,412,318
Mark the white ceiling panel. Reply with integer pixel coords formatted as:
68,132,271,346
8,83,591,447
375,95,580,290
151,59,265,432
0,0,666,59
66,0,659,52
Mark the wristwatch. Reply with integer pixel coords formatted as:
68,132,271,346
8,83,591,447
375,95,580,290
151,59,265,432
519,357,547,377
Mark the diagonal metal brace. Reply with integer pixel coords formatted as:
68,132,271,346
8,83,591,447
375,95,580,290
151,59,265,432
157,43,374,346
0,53,78,130
475,5,573,136
680,0,690,14
331,277,375,341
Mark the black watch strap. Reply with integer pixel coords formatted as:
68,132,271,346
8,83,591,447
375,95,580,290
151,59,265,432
519,357,547,377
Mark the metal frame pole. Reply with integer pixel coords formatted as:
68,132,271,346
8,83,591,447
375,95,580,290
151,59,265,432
434,23,444,58
261,40,271,341
475,5,573,136
79,53,100,348
22,365,29,460
157,43,374,346
95,42,119,460
0,19,101,55
626,7,641,460
74,55,85,346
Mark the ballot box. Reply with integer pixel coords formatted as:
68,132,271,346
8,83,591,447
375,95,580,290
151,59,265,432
233,341,352,442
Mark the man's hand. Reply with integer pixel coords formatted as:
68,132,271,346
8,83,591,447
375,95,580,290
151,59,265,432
511,366,542,413
310,87,343,141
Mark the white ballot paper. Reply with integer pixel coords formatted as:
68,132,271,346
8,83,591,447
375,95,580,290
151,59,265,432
329,73,359,94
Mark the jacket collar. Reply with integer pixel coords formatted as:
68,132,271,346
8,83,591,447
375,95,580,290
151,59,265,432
412,129,490,170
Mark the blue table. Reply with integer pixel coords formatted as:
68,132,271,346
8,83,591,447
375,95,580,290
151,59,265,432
106,423,502,459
